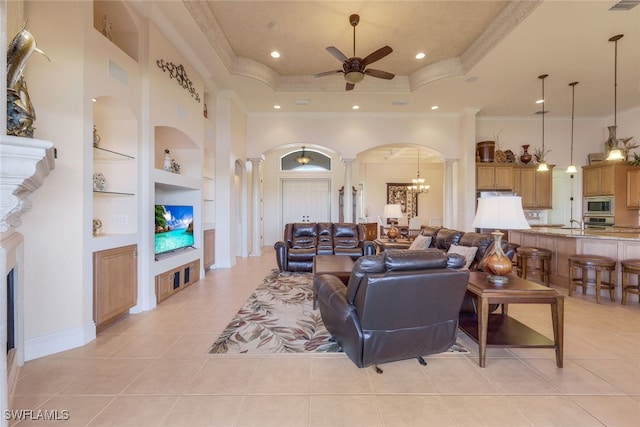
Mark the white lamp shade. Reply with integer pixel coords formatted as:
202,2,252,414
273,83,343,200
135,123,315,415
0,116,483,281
472,196,531,230
537,162,549,172
383,204,404,219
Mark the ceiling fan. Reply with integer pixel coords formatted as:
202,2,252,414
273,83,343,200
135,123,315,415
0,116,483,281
312,14,394,91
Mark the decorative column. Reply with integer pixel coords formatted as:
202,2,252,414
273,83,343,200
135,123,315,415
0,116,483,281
343,159,354,223
248,157,262,256
443,159,456,228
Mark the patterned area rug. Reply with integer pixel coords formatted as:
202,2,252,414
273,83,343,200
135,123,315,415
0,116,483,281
209,270,469,355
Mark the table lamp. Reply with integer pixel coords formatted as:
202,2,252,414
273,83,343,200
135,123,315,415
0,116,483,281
383,204,404,241
472,196,531,283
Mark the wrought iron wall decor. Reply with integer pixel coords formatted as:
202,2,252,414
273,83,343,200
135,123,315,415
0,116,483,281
156,59,201,102
386,183,417,221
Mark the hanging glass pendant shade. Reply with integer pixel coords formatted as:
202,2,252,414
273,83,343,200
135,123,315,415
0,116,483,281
566,81,579,174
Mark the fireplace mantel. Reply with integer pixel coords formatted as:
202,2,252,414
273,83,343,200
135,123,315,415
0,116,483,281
0,135,56,233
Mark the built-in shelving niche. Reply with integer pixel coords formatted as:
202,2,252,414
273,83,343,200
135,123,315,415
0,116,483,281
92,96,138,237
93,0,139,61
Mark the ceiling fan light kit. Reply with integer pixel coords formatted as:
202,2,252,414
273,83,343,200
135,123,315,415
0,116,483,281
345,71,365,84
312,14,395,91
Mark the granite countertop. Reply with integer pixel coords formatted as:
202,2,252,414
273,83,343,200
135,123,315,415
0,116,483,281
514,227,640,240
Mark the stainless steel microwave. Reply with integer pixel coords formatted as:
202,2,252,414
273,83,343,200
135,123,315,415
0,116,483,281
583,196,614,216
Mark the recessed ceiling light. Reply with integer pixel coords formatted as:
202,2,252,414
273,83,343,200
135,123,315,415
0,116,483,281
92,98,97,102
536,99,544,104
352,105,360,110
431,105,439,110
415,52,426,59
270,51,280,58
273,104,281,109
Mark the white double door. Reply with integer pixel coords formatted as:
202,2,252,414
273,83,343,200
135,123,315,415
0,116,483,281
282,179,331,226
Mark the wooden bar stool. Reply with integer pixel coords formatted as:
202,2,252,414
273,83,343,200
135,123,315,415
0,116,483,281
621,259,640,305
568,255,617,304
516,247,552,286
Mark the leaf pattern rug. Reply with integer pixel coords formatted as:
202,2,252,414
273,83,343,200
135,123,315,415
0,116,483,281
209,270,469,355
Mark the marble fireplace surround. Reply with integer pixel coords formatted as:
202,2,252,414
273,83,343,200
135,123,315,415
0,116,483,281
0,135,55,424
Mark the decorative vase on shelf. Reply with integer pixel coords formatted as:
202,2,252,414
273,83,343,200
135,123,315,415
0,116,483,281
520,144,532,164
163,149,172,172
93,173,107,192
93,125,100,148
605,125,617,157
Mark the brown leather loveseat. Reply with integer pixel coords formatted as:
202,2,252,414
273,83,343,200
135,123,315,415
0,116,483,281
314,249,469,370
274,222,377,272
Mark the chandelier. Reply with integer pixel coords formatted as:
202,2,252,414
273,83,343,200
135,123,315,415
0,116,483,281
407,149,430,193
295,146,312,165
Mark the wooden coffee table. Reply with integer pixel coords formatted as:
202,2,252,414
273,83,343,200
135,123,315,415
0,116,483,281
459,271,564,368
312,255,355,309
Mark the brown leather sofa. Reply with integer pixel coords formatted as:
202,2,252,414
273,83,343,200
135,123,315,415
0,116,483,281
416,226,516,313
387,226,516,273
274,222,377,272
314,250,469,369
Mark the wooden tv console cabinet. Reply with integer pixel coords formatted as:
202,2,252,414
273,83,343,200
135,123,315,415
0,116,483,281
155,259,200,303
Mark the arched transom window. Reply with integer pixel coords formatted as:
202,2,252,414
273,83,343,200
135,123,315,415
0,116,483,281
281,147,331,171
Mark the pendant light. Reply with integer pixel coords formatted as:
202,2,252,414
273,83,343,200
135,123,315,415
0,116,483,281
606,34,624,161
566,82,579,174
295,146,312,165
407,148,430,194
537,74,549,172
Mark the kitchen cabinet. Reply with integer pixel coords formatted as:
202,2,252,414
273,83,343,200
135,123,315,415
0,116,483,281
583,164,616,196
627,170,640,208
582,164,640,225
476,164,514,190
515,165,553,209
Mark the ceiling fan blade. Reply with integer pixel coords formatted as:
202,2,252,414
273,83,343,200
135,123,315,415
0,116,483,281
362,46,393,66
346,82,355,91
312,70,343,78
326,46,348,63
365,68,395,80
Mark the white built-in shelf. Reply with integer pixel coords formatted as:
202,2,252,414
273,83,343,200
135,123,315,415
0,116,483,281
93,190,135,196
93,146,135,160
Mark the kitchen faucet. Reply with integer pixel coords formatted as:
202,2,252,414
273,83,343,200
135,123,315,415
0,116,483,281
569,218,585,231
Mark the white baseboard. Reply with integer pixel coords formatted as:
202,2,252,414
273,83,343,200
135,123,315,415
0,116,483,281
24,323,96,361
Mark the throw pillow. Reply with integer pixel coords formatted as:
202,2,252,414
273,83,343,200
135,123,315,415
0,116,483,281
409,235,432,250
447,244,478,269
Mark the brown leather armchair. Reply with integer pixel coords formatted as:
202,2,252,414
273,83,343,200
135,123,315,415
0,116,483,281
274,222,376,272
314,249,469,371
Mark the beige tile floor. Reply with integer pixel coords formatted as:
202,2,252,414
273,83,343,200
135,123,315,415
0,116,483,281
10,248,640,426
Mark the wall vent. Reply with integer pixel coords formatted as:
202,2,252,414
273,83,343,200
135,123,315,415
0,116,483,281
610,0,639,11
108,59,128,85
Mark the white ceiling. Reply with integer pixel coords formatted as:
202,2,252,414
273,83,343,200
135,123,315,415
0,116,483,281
149,0,640,119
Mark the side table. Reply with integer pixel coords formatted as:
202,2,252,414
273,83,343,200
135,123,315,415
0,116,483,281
459,271,564,368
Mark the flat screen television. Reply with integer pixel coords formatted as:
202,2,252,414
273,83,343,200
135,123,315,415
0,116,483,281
154,204,194,256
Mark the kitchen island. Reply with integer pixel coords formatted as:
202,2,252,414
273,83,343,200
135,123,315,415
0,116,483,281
508,227,640,300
